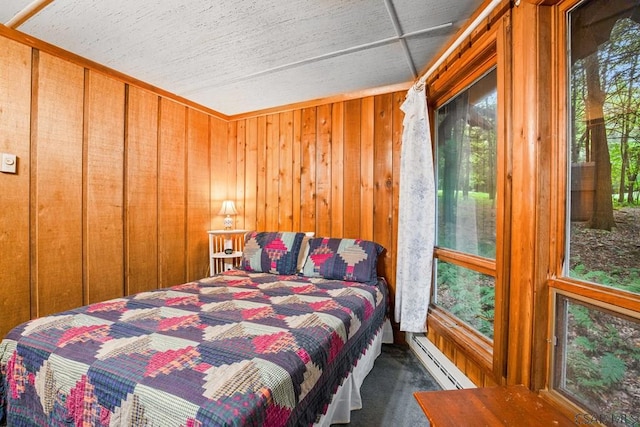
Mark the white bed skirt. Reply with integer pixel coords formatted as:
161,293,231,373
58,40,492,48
314,319,394,426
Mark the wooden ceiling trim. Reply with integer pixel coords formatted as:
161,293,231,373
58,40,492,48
230,81,412,121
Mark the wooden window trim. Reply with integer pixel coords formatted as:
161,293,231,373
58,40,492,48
544,286,640,421
434,248,496,277
427,306,494,371
428,38,497,109
426,0,511,105
549,0,640,313
428,13,510,384
549,278,640,314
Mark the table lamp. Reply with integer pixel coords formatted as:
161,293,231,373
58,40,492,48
219,200,237,230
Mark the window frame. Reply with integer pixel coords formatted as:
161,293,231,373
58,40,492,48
426,20,509,381
547,285,640,416
544,0,640,414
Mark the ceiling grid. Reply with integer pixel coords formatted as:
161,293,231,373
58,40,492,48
1,0,483,115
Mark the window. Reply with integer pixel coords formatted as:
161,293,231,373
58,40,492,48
566,0,640,295
549,0,640,423
433,68,498,341
553,293,640,423
435,260,495,338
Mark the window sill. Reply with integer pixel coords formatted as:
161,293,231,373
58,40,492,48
427,306,494,373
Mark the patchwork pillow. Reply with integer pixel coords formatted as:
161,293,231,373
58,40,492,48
240,231,305,275
301,237,384,283
296,232,316,272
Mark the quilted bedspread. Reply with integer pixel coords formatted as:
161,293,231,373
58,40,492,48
0,270,387,427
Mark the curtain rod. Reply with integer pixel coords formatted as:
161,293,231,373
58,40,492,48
6,0,54,28
415,0,504,88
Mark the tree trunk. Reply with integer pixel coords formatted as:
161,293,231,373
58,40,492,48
618,134,628,203
617,51,637,203
584,54,615,230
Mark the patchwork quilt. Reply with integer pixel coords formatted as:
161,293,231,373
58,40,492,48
0,270,387,427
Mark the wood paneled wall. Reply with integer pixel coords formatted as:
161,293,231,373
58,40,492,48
0,36,31,338
0,30,407,341
224,94,405,329
0,35,221,339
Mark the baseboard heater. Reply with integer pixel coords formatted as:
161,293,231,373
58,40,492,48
407,332,476,390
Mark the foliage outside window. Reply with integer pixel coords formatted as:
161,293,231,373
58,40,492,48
435,260,495,338
553,295,640,425
434,68,497,340
553,0,640,424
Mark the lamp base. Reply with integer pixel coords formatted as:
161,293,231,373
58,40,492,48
223,215,233,230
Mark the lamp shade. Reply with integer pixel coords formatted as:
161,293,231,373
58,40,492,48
218,200,238,216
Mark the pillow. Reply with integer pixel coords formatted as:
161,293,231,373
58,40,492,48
301,237,384,283
296,232,316,272
240,231,305,275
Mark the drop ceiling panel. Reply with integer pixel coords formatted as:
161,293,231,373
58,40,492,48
392,0,483,34
19,0,395,89
186,42,412,115
6,0,487,115
406,28,462,74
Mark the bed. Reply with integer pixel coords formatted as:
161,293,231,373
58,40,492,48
0,232,390,426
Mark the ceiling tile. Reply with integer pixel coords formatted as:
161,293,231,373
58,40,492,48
186,42,413,115
392,0,483,34
20,0,394,81
406,25,462,75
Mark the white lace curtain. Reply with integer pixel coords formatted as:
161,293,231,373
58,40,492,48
394,85,436,333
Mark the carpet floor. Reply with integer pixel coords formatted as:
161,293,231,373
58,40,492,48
333,344,441,426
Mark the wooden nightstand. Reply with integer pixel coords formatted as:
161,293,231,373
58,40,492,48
207,230,248,276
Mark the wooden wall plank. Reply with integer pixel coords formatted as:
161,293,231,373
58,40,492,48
233,120,247,230
343,99,362,238
292,110,302,231
316,104,332,237
158,98,186,287
244,118,258,231
373,93,393,281
84,70,125,304
279,111,294,231
265,114,279,230
0,37,32,339
300,108,317,232
331,102,345,237
227,121,239,224
256,116,267,231
360,97,375,241
221,122,236,205
210,117,228,230
186,108,210,280
125,86,158,295
32,51,84,317
390,92,404,297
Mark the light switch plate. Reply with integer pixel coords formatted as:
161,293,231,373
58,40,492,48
1,153,17,174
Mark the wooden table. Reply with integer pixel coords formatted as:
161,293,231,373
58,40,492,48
414,385,575,426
